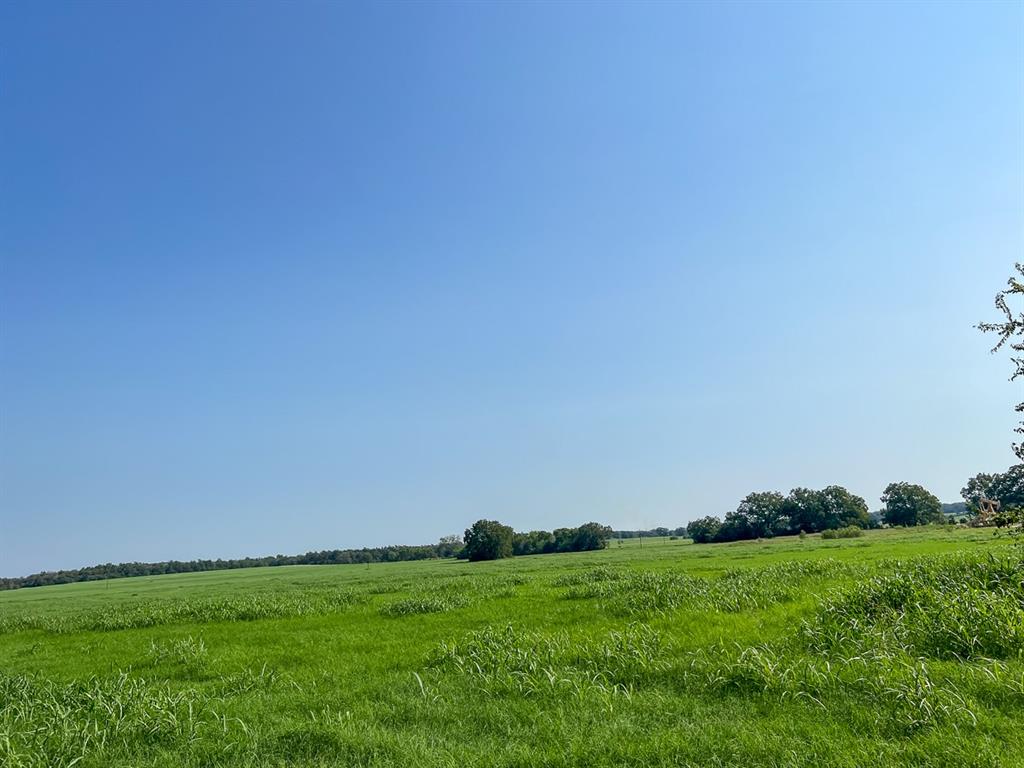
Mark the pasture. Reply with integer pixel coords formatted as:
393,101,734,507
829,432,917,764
2,526,1022,767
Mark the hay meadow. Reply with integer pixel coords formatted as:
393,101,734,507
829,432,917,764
2,526,1023,767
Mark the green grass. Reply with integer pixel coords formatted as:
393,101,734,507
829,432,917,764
2,526,1022,767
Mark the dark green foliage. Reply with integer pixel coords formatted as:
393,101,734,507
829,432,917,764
783,486,869,533
882,482,944,527
512,530,555,556
690,485,870,544
462,520,515,562
735,491,788,538
569,522,614,551
688,514,720,544
510,523,613,556
961,465,1024,517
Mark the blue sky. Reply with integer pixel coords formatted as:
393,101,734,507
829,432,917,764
1,2,1021,576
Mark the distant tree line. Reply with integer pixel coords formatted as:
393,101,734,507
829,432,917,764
461,520,613,562
687,485,872,544
0,521,617,589
612,527,688,539
0,540,466,591
686,472,1024,545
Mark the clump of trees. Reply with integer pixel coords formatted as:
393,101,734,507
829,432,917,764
880,482,944,527
688,486,870,544
462,520,613,561
2,519,616,589
462,520,514,562
960,464,1024,525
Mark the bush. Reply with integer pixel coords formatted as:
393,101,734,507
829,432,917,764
821,526,864,540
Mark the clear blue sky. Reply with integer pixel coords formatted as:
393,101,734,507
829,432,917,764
1,2,1021,577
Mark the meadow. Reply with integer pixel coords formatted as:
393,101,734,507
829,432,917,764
1,526,1023,768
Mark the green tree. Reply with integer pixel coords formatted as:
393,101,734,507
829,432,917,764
736,491,787,538
462,519,514,562
989,464,1024,510
961,472,996,514
571,522,613,551
978,263,1024,461
820,485,870,529
961,466,1023,523
512,530,555,556
783,487,827,533
881,482,943,527
715,510,752,542
687,516,721,543
552,527,575,552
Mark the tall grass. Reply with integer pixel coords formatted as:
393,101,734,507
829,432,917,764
0,588,364,635
561,559,861,616
804,551,1024,659
0,672,256,768
428,622,666,698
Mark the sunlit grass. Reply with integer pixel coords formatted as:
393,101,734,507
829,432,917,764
1,526,1021,767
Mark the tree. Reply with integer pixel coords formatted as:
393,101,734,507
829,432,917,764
437,535,463,558
687,516,721,544
512,530,555,556
978,263,1024,461
961,472,996,514
964,465,1024,518
881,482,943,527
552,527,576,552
784,487,827,533
462,519,514,562
571,522,613,551
735,491,787,538
716,510,752,542
989,464,1024,511
820,485,870,529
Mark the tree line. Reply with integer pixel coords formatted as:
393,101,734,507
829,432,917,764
686,482,948,544
0,521,616,589
462,520,613,561
613,527,688,539
5,465,1017,588
0,540,465,591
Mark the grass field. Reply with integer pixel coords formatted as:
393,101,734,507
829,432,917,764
2,526,1023,767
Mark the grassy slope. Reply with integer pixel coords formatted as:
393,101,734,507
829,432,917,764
1,527,1022,767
